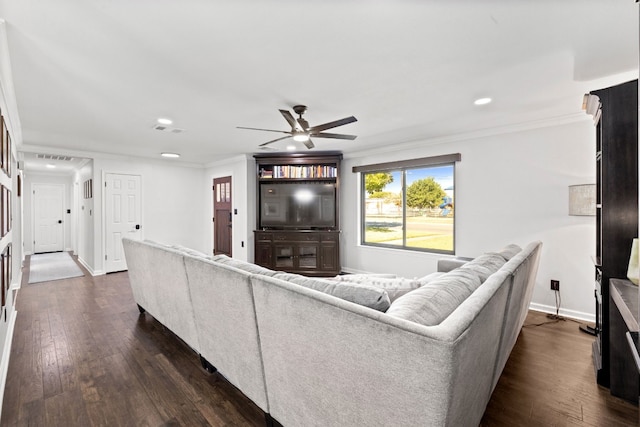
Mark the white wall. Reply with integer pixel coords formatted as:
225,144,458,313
89,156,206,274
342,119,596,321
22,172,73,255
74,161,94,271
204,154,255,261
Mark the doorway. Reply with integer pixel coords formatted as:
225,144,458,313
104,173,142,272
213,176,232,256
33,183,65,253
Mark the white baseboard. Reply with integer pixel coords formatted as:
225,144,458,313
529,303,594,323
0,307,17,420
76,257,103,276
77,257,94,275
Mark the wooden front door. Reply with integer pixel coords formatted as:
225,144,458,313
213,176,232,256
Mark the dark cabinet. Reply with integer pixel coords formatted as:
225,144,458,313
254,230,340,276
585,80,639,388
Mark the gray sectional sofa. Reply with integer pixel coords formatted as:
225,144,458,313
122,237,542,427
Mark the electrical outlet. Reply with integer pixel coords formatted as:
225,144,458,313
550,280,560,291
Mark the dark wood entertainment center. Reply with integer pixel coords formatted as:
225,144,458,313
585,79,639,392
253,152,342,276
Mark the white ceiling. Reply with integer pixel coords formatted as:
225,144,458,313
0,1,638,166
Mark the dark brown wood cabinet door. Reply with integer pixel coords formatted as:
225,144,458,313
213,176,232,256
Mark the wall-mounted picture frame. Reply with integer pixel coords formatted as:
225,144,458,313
0,185,5,238
6,188,11,234
6,132,11,178
1,244,7,309
5,243,11,297
1,186,10,237
3,128,10,177
0,117,5,175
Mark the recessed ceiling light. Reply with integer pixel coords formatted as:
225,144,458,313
157,118,173,125
286,145,296,151
46,164,56,169
474,97,492,106
161,152,180,158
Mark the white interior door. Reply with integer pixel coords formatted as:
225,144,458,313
105,173,142,273
33,183,65,253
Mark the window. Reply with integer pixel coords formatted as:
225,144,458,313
354,154,460,254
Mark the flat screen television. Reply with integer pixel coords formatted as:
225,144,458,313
260,181,336,229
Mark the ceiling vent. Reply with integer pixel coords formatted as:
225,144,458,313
152,124,184,134
36,154,74,161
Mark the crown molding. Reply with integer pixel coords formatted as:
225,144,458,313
343,112,589,160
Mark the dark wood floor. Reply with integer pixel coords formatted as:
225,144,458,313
1,256,638,426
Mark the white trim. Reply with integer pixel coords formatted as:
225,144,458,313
0,306,17,420
342,113,590,161
529,303,594,323
21,144,203,169
77,256,100,276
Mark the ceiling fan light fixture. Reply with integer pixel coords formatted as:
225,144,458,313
161,152,180,158
293,133,309,142
474,97,492,106
157,117,173,125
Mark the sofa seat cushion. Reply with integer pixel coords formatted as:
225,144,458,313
273,273,391,312
330,274,420,302
386,269,481,326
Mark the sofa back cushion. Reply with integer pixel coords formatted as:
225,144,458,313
386,269,481,326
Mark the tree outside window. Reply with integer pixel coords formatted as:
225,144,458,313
362,164,454,253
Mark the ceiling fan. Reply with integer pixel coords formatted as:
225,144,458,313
237,105,357,149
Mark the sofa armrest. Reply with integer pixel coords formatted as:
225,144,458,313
437,257,473,272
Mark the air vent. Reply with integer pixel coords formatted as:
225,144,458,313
152,124,184,134
36,154,74,161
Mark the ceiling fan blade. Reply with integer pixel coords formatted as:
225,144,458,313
259,135,292,147
297,118,310,131
237,126,291,134
279,110,297,130
311,132,357,140
307,116,357,133
303,138,315,149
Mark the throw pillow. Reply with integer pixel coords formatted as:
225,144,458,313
458,253,506,283
495,244,522,261
417,271,446,286
386,271,481,326
273,273,391,312
330,275,421,303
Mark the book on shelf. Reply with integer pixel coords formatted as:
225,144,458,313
266,165,337,179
